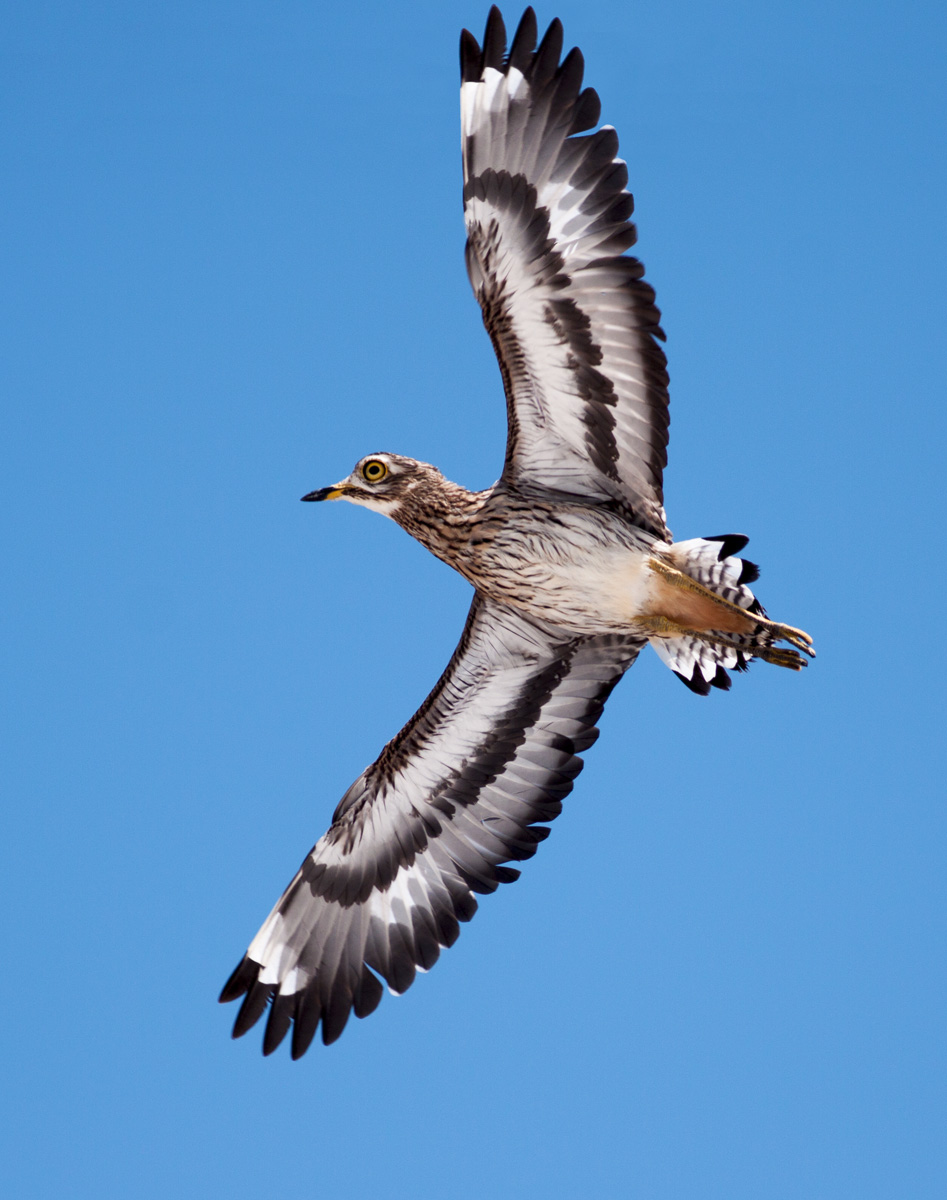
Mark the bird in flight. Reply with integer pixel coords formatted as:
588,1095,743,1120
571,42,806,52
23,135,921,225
220,6,814,1059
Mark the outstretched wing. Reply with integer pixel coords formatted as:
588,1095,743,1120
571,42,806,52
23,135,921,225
462,7,670,540
220,595,643,1058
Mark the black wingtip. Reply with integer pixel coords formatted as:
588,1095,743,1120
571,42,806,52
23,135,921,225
556,45,585,97
569,86,601,134
530,16,564,84
460,28,482,81
219,955,257,1004
321,993,354,1046
481,6,507,70
353,968,384,1020
231,981,275,1039
508,7,537,70
261,994,294,1056
290,993,322,1060
494,865,522,885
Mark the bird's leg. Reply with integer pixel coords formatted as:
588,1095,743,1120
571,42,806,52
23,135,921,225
636,613,809,671
643,557,815,659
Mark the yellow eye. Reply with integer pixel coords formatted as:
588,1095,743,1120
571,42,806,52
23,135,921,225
361,459,388,483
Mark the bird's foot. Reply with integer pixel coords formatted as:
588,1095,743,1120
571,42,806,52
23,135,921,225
757,644,809,670
755,618,815,659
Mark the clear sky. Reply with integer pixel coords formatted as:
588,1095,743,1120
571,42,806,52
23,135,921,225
2,1,945,1197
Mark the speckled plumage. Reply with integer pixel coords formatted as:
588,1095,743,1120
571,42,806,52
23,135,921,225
323,453,658,633
405,481,657,635
220,7,814,1059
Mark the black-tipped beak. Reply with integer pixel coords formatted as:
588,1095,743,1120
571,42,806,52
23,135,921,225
301,486,344,502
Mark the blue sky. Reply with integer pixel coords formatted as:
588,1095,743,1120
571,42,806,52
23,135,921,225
2,1,945,1196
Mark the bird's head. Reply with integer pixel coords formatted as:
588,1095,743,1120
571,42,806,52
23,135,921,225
301,453,445,519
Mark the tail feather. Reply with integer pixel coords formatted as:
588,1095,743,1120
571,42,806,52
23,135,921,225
653,535,808,694
650,629,749,694
666,535,761,610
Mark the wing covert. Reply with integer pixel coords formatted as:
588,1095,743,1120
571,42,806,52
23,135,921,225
461,7,670,539
220,594,643,1057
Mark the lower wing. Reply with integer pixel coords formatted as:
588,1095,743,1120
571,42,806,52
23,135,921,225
220,593,643,1057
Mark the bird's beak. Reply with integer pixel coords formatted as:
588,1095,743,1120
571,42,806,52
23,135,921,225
301,485,346,502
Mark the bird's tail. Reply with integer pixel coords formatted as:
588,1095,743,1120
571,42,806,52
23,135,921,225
647,535,814,694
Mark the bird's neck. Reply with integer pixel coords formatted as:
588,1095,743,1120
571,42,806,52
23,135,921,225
392,480,488,567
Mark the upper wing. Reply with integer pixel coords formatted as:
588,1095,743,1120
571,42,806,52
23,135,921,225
220,595,643,1057
461,7,670,540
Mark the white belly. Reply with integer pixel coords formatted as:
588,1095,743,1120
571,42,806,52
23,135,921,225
467,538,660,635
